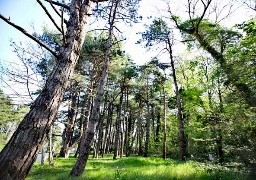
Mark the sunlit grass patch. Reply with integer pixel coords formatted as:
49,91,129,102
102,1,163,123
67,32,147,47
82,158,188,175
27,155,249,180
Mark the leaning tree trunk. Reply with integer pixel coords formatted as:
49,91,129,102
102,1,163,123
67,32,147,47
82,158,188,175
0,1,94,179
70,1,118,176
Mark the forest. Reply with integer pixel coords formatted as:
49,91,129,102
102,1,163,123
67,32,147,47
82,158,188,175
0,0,255,179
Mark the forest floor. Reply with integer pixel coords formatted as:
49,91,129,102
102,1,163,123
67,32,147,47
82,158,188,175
26,155,251,180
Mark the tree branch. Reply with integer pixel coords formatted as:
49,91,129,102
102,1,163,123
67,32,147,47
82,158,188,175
37,0,63,33
0,13,59,58
61,0,66,45
48,0,62,17
44,0,70,10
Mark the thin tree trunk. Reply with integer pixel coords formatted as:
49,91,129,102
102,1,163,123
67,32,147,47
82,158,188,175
113,90,123,159
70,1,119,176
162,87,167,159
0,1,93,179
144,77,151,157
217,78,224,164
155,110,161,142
41,145,45,166
60,91,78,158
48,125,54,165
167,38,186,161
102,102,113,156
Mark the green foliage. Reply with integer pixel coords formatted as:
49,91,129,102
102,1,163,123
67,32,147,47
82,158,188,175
0,89,27,126
27,156,248,180
138,18,170,47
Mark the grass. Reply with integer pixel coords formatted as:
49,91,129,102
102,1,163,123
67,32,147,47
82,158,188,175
26,155,249,180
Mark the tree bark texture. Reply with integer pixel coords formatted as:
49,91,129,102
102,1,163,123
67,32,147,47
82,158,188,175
0,1,92,179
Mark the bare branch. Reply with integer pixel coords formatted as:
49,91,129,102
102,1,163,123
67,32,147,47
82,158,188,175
48,0,62,17
20,52,34,101
61,0,66,45
44,0,70,10
196,0,212,30
37,0,63,33
0,13,59,58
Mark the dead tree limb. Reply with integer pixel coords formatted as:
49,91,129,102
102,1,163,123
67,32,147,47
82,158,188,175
0,13,58,58
37,0,63,33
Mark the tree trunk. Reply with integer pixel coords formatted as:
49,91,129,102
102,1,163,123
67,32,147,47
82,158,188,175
70,1,119,176
138,100,144,156
162,88,167,159
144,77,151,157
48,125,54,165
60,91,78,158
0,1,93,179
155,110,161,142
102,102,113,156
168,38,187,161
177,23,256,107
113,90,123,159
217,78,224,164
41,145,45,166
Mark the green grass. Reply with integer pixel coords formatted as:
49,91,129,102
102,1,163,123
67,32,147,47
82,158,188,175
26,155,248,180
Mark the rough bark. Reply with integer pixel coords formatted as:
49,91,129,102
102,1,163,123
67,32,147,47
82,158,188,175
0,1,93,179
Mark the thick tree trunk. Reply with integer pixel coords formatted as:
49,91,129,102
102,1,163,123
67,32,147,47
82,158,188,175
0,1,92,179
